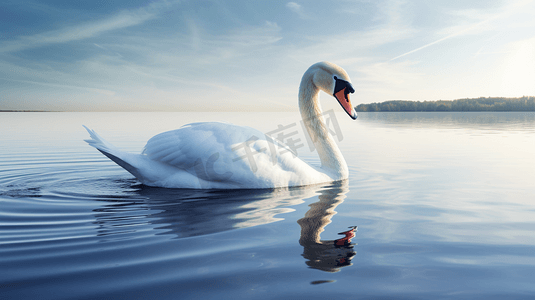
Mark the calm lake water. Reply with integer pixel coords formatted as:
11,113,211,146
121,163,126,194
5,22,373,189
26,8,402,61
1,112,535,299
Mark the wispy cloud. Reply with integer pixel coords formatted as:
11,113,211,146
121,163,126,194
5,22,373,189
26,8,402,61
287,0,415,64
0,77,116,96
0,0,178,53
390,0,535,61
286,2,308,19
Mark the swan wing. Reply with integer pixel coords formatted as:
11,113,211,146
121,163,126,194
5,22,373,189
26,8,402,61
142,122,268,171
141,122,327,188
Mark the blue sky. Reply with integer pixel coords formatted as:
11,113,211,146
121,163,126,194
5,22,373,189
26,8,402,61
1,0,535,111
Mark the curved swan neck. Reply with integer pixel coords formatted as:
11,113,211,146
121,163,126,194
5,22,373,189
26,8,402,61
298,72,348,179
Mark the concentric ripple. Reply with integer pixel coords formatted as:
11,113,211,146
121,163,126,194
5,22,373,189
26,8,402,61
0,139,316,299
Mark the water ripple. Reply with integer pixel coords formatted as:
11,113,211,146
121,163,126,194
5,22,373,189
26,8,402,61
0,145,316,299
3,112,535,299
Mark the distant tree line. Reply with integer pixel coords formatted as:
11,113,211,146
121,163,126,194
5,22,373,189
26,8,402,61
355,97,535,112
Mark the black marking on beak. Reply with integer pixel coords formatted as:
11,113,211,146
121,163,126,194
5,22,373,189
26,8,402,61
333,76,355,100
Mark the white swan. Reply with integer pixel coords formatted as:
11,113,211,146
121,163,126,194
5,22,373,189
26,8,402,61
84,62,357,189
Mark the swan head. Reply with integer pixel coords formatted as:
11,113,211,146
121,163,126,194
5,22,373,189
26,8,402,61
310,62,358,120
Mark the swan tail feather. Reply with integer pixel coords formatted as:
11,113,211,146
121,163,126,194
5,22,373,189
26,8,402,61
83,126,143,179
83,125,118,153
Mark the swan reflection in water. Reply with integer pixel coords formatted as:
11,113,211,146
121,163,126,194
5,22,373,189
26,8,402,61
92,180,355,272
298,181,357,272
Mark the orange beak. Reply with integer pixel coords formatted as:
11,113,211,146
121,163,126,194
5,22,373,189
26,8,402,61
334,87,357,120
